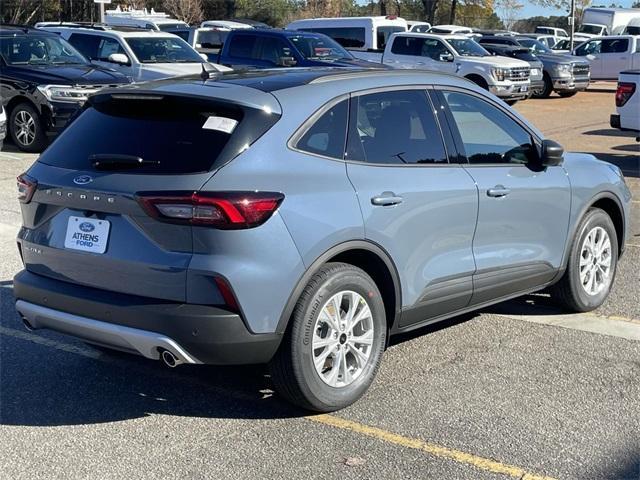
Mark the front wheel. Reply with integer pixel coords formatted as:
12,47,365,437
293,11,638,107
9,103,48,152
550,208,618,312
269,262,386,412
533,73,553,99
558,91,578,98
505,99,518,106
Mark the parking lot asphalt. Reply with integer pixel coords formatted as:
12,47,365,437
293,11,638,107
1,86,639,480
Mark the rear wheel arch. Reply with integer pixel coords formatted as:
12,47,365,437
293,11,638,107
276,241,402,335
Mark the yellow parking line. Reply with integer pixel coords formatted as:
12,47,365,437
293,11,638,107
2,325,558,479
307,415,557,480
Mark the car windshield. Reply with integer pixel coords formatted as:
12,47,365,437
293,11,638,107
447,38,489,57
578,24,603,35
0,35,87,66
289,35,352,61
518,38,552,54
125,37,203,63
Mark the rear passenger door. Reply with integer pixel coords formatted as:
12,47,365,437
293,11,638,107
436,89,570,306
599,38,631,79
345,88,479,328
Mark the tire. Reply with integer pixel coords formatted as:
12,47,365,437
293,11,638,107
550,208,618,312
558,91,578,98
269,262,387,412
505,99,518,106
9,102,48,153
533,73,553,98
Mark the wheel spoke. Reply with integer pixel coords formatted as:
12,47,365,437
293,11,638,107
311,290,375,388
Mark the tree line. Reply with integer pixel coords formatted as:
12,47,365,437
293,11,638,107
1,0,581,31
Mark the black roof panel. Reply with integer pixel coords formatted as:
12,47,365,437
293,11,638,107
215,68,367,92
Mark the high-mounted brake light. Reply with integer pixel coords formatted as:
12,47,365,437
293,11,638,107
137,191,284,229
17,174,37,204
615,82,636,107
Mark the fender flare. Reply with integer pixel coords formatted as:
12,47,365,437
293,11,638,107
275,240,402,334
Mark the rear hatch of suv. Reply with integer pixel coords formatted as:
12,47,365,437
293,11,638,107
17,84,280,302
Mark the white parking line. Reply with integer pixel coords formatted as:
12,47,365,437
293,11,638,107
494,309,640,342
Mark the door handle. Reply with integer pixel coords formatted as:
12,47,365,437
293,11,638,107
371,192,404,206
487,185,511,198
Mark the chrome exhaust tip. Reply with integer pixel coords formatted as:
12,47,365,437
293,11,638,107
21,317,35,332
160,349,182,368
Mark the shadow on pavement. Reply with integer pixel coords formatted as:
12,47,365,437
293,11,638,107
0,281,306,426
589,152,639,178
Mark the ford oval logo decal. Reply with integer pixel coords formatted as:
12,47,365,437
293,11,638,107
73,175,93,185
79,222,95,233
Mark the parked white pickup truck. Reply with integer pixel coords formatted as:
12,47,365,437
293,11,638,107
611,70,640,139
573,35,640,80
378,32,532,104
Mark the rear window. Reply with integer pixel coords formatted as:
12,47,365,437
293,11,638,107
38,95,279,174
376,26,405,50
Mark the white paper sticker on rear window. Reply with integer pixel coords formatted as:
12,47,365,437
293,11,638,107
202,116,238,134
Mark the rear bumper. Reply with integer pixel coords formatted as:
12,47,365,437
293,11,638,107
13,270,282,365
610,114,621,129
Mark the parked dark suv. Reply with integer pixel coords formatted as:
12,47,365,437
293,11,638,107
0,25,129,152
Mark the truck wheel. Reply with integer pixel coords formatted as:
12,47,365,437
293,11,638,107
533,73,553,98
269,262,386,412
9,103,48,152
558,91,578,98
550,208,618,312
505,100,518,106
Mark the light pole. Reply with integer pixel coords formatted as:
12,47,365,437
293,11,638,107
569,0,576,51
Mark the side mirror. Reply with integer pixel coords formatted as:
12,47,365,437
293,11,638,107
439,52,454,62
108,53,129,65
540,139,564,166
199,53,209,61
278,56,297,67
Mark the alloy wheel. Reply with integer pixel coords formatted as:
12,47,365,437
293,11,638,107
579,226,612,296
312,290,374,388
14,110,36,146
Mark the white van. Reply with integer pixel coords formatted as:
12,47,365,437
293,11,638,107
104,6,188,31
286,16,407,61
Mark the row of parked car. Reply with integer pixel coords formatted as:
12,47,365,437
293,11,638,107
0,11,637,152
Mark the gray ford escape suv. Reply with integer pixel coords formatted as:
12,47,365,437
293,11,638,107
14,69,631,412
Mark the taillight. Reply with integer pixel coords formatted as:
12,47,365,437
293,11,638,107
137,191,284,229
17,174,37,203
615,82,636,107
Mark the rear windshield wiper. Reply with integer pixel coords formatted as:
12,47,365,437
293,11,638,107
90,154,160,171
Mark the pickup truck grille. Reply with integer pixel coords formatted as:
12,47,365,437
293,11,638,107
571,64,590,77
508,67,530,82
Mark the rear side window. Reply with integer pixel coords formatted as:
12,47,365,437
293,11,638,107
295,100,348,159
68,33,101,59
601,38,628,53
391,36,425,56
346,90,447,165
300,27,365,49
228,34,257,58
38,96,279,174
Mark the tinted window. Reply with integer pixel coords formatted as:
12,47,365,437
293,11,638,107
290,34,351,60
97,37,126,61
228,34,257,58
376,26,405,50
391,36,424,56
601,38,628,53
443,91,535,165
38,97,260,174
196,30,227,48
68,33,101,59
255,36,292,65
347,90,447,165
299,27,365,49
296,100,348,159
